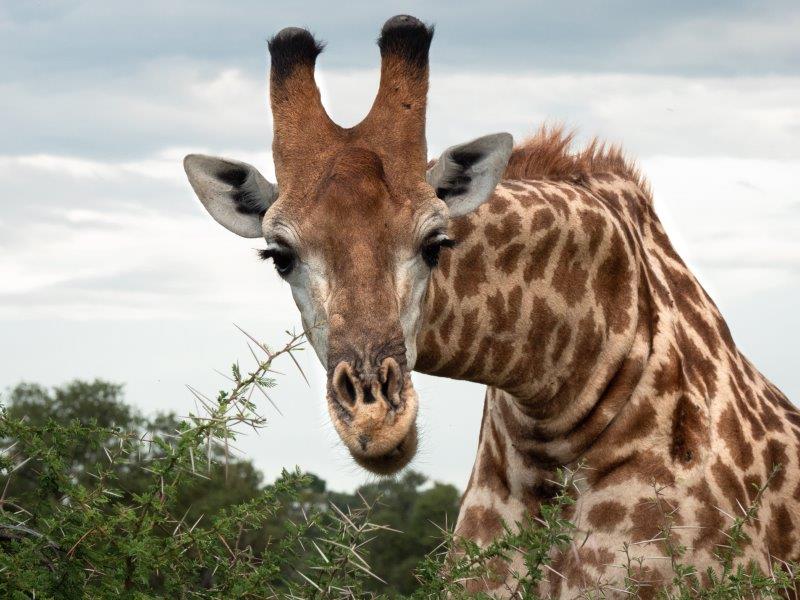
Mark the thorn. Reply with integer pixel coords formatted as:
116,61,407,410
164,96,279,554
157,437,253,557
288,351,310,386
234,323,269,353
255,382,284,416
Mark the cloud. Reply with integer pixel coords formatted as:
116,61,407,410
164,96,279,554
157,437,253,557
2,0,798,79
0,61,273,158
1,147,272,186
0,149,288,321
3,63,800,161
0,200,297,320
643,156,800,298
619,8,800,75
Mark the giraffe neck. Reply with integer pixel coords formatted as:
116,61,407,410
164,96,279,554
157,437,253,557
411,138,800,594
415,176,655,465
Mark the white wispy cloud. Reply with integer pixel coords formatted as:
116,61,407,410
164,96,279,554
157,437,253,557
644,156,800,298
620,8,800,73
1,148,273,185
4,64,799,160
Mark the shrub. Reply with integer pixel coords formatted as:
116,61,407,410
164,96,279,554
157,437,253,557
1,329,798,598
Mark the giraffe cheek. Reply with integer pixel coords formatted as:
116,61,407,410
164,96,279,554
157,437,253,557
395,261,430,370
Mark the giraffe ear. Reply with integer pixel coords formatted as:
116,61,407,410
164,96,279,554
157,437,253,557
426,133,513,218
183,154,278,238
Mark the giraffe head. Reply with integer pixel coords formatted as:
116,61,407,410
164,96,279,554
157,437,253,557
184,16,513,474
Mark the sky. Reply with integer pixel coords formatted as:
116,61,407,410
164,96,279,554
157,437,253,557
1,0,799,492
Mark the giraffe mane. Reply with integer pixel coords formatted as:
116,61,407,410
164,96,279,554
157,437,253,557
502,125,652,200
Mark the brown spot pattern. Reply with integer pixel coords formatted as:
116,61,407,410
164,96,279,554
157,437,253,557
411,129,800,596
587,500,627,531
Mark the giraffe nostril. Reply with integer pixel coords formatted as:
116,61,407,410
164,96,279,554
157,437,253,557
363,385,377,404
381,377,390,402
380,357,403,406
331,358,405,410
332,362,358,406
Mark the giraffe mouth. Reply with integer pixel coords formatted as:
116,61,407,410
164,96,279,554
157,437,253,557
350,422,418,475
326,370,419,475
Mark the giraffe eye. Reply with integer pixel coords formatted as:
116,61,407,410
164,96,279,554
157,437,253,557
258,246,296,276
420,233,456,268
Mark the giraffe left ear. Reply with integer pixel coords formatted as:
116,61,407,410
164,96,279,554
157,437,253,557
426,132,513,218
184,154,278,238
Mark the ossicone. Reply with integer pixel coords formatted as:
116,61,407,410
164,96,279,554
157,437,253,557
267,27,325,84
267,25,336,184
377,15,434,69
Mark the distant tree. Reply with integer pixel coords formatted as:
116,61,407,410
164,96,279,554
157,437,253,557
2,380,265,520
335,471,461,595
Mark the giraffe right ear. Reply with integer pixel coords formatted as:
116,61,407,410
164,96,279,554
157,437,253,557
183,154,278,238
426,132,513,218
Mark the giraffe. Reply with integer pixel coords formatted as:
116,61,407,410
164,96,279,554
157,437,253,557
183,15,800,597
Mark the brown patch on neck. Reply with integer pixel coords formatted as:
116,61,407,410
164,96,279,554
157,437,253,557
670,394,705,465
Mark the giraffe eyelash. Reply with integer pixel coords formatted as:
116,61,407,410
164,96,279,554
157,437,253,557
420,234,456,268
257,235,294,261
257,246,296,276
257,248,273,261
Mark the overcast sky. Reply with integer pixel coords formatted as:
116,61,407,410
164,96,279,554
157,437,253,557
1,1,799,492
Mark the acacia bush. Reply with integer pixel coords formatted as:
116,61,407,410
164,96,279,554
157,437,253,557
1,329,798,599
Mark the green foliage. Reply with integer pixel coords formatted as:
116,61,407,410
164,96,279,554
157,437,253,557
1,329,799,598
332,471,460,595
0,332,329,598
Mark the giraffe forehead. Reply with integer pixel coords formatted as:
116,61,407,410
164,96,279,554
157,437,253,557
277,145,425,206
267,177,443,259
287,196,421,257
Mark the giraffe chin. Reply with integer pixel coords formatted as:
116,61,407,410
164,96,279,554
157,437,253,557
350,422,418,476
327,380,419,476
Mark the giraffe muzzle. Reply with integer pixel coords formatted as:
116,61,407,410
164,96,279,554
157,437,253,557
326,356,419,475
